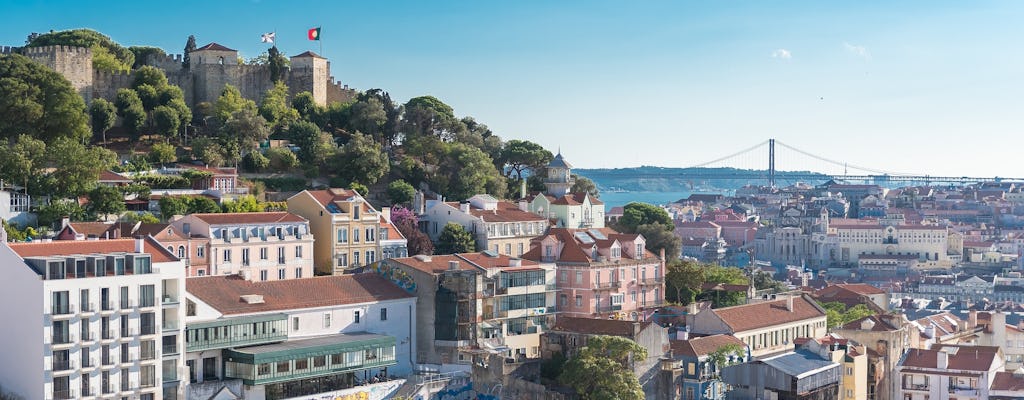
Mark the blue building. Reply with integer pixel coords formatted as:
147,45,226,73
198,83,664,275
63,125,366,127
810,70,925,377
669,334,749,400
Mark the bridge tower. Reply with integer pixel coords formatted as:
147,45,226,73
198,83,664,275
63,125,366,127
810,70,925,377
768,138,776,187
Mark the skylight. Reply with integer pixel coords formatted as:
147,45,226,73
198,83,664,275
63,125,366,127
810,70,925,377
588,229,607,240
574,232,595,244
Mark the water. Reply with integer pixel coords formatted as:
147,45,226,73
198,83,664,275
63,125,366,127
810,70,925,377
598,191,695,209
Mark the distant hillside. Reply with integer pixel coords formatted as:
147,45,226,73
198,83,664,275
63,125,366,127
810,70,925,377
576,166,830,192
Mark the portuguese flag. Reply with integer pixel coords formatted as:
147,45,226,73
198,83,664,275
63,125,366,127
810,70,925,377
307,27,321,41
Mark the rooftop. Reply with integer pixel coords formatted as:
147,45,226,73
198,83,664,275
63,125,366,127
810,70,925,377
551,316,651,337
389,252,540,275
671,334,746,359
8,237,177,263
188,212,307,225
186,273,413,315
710,294,826,333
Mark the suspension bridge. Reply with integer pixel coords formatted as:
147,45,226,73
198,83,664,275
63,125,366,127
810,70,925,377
589,139,1023,187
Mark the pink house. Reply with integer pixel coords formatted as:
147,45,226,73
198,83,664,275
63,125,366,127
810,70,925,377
522,227,665,320
715,221,758,247
675,221,721,241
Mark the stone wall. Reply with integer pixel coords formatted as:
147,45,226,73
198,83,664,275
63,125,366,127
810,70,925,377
92,70,133,102
21,45,94,102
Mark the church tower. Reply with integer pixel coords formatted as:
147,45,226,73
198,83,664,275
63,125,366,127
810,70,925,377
544,152,575,197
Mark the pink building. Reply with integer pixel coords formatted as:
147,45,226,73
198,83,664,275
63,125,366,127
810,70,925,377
675,221,721,241
715,220,758,247
522,227,665,320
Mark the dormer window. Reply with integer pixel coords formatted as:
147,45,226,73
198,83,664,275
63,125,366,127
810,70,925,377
611,247,621,259
636,244,643,259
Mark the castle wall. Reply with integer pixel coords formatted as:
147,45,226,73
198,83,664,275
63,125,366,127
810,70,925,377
21,45,94,102
92,70,133,102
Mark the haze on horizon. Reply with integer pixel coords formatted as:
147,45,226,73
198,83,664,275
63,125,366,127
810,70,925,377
4,0,1023,178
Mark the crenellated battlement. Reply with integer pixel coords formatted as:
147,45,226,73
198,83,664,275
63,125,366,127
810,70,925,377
0,46,17,55
21,45,92,56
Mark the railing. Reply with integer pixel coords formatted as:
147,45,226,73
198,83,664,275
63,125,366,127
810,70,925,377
163,343,178,355
904,383,928,391
949,386,978,396
101,302,114,312
81,302,96,313
141,325,157,336
52,333,75,345
162,295,179,305
639,277,664,285
102,356,115,366
52,359,74,371
141,347,156,360
51,304,75,316
52,389,75,399
82,357,96,369
102,385,114,394
162,321,179,331
102,330,116,340
80,386,92,397
593,281,621,290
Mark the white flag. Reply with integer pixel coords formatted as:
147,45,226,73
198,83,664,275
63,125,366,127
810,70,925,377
261,32,276,43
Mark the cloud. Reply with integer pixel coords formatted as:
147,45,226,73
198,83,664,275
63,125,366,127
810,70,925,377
844,42,871,60
771,49,792,59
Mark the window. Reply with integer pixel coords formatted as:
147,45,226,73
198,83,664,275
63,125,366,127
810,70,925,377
366,228,375,242
120,286,129,309
560,294,567,306
277,361,289,373
380,308,388,321
575,271,583,284
295,359,308,370
636,244,643,258
197,245,205,258
139,285,155,307
260,247,268,260
323,312,331,328
367,251,376,264
278,247,285,264
278,269,285,280
314,356,326,368
223,249,231,262
338,228,348,243
295,268,302,279
354,228,360,243
506,244,512,255
292,317,299,331
354,252,361,266
338,254,348,267
518,243,524,256
242,248,250,266
295,246,302,258
260,270,268,281
575,295,582,307
354,310,360,323
178,246,186,258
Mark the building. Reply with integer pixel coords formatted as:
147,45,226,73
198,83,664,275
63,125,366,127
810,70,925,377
378,208,408,260
381,252,556,370
182,273,416,400
721,345,842,400
55,221,212,278
686,294,828,358
834,314,917,400
667,334,749,400
287,188,383,275
544,316,670,399
972,311,1024,371
524,153,606,229
795,335,870,400
896,344,1005,400
169,212,314,281
812,283,889,312
420,194,548,257
0,182,32,227
522,227,666,319
0,236,187,400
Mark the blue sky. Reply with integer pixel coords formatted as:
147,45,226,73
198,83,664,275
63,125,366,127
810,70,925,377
4,1,1024,177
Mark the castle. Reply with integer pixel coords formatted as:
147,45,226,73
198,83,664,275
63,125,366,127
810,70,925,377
0,42,356,107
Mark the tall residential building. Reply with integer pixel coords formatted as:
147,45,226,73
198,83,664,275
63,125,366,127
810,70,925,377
381,252,556,368
524,152,606,229
686,294,828,358
182,273,416,399
55,221,211,277
0,237,187,400
522,227,666,319
169,212,313,281
420,194,549,257
287,189,383,275
834,314,918,400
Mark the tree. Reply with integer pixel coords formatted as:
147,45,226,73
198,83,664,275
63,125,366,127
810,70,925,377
402,95,458,139
333,132,390,185
346,97,387,140
213,84,257,124
359,89,401,147
617,202,673,233
190,137,225,167
436,223,475,254
821,302,875,328
752,270,788,293
500,140,553,180
153,105,181,140
134,84,160,110
266,147,298,171
46,138,117,198
288,120,334,165
132,66,169,90
120,212,160,224
128,46,166,69
35,199,87,228
292,91,324,123
267,46,288,83
636,223,680,260
158,196,188,221
259,82,299,132
183,35,197,68
438,142,506,201
221,108,270,152
706,344,745,379
559,335,647,400
27,29,133,72
666,260,706,305
149,142,177,165
86,185,126,217
222,195,264,213
89,98,116,144
571,174,600,199
0,135,47,195
243,151,270,172
0,54,90,142
699,265,751,308
392,207,434,256
387,180,416,206
114,88,146,138
186,196,221,214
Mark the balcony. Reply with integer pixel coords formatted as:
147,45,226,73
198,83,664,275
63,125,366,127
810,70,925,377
163,343,179,355
638,277,664,286
161,295,179,306
100,303,115,314
185,314,288,352
81,330,96,343
51,389,76,400
80,302,96,315
222,333,398,386
51,334,75,347
51,304,75,318
162,320,180,332
52,359,75,372
81,357,97,370
593,281,621,290
101,330,116,341
949,386,978,396
903,383,929,391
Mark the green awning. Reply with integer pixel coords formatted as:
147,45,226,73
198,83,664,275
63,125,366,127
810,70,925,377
224,333,395,364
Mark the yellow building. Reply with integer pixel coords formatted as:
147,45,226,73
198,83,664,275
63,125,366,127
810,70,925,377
287,189,383,275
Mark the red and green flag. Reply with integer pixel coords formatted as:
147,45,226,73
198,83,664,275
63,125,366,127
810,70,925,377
307,27,321,41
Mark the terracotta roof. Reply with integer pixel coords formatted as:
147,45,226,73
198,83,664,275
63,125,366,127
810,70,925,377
293,51,324,58
711,295,826,333
390,252,538,275
9,237,178,263
551,316,649,337
900,346,998,371
573,192,603,205
446,201,546,223
135,223,188,241
189,212,306,225
66,222,121,238
671,334,745,358
839,315,899,332
194,42,236,52
378,216,406,241
98,170,132,182
913,312,964,338
551,195,581,205
186,273,412,315
522,227,658,264
991,372,1024,391
677,221,721,229
300,189,362,209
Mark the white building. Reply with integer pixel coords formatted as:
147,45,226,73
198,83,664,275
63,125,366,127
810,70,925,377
896,344,1004,400
182,273,416,400
686,294,828,358
420,194,549,257
0,236,187,400
0,183,33,227
170,212,314,281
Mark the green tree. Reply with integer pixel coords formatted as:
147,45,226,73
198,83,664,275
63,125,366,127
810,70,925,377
86,185,126,217
183,35,197,68
46,138,117,198
243,151,270,172
190,137,224,167
438,142,506,200
500,140,553,180
149,142,177,165
436,223,476,254
213,84,256,124
288,120,335,165
0,135,47,195
333,132,389,185
387,180,416,205
27,29,133,72
186,196,222,214
346,97,388,140
153,105,181,140
636,223,680,260
89,98,117,144
402,95,458,139
266,147,298,171
135,84,160,110
221,108,270,152
0,54,90,142
359,89,401,147
259,81,299,131
35,199,87,228
158,196,188,220
132,66,169,89
120,212,160,224
666,260,706,305
617,202,673,233
291,91,324,123
128,46,166,69
559,335,647,400
572,174,600,199
706,344,745,378
222,195,264,213
699,265,751,308
114,88,146,138
267,46,289,83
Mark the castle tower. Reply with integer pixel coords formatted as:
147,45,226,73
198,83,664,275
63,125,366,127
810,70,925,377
188,42,238,67
188,42,239,105
22,45,93,102
544,152,575,197
289,51,329,105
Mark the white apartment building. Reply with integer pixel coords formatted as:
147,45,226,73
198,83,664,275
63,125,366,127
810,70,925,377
170,212,314,281
0,236,186,400
686,294,828,358
421,194,549,257
182,273,416,400
897,345,1004,400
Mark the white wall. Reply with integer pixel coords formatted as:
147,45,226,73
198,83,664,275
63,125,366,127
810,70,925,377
0,243,44,399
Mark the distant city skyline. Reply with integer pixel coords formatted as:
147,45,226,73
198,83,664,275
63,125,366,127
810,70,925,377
4,0,1023,177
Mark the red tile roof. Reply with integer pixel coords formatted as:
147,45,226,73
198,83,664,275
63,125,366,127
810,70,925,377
390,253,539,274
711,295,826,333
9,237,178,263
194,42,236,52
189,212,306,225
378,216,406,241
186,273,413,315
900,346,998,371
991,371,1024,391
98,170,132,182
445,201,546,223
671,334,746,358
551,316,650,337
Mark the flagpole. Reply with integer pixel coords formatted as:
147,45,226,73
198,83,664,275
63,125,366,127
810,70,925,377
319,26,323,56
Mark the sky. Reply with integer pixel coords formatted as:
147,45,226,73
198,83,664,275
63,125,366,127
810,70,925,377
4,1,1024,178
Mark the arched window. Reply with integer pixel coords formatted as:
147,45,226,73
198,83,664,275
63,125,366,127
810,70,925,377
218,56,224,65
167,246,173,253
178,246,186,258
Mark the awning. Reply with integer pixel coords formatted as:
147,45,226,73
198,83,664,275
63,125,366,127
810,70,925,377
225,333,395,364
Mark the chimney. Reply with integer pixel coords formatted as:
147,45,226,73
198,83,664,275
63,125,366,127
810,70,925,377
460,203,471,214
382,207,391,222
518,200,528,212
448,260,460,271
969,310,978,328
677,328,689,341
937,349,949,369
786,295,794,312
134,235,145,253
520,179,527,200
61,216,70,229
687,302,698,316
925,324,935,339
